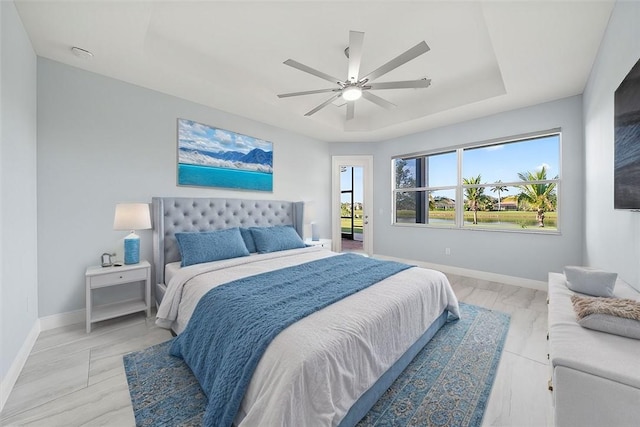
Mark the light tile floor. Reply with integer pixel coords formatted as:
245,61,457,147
1,275,553,426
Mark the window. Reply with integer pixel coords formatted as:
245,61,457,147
393,131,560,232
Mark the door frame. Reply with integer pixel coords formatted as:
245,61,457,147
331,155,373,255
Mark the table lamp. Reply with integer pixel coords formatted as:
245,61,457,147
305,201,319,241
113,203,151,265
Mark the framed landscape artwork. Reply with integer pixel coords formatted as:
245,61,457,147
177,119,273,192
614,58,640,210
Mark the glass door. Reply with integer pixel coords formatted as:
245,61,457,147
340,166,364,252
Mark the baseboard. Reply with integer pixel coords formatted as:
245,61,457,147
373,254,547,291
39,308,85,331
1,309,88,410
0,319,40,412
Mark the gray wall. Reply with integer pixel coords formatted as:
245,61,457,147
583,0,640,290
37,59,331,317
1,1,39,384
331,96,585,282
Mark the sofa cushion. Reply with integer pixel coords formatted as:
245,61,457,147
563,266,617,297
571,294,640,340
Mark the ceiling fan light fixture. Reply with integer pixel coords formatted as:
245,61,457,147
342,86,362,101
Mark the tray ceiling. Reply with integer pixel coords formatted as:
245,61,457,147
15,0,614,142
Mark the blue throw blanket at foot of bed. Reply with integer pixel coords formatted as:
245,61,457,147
170,252,412,427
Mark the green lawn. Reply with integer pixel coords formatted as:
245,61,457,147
396,210,558,230
343,209,557,232
341,214,364,234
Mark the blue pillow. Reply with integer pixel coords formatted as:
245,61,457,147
239,228,257,253
249,226,305,253
175,228,250,267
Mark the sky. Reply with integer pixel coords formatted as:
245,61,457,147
341,166,364,203
403,134,559,192
342,135,560,204
178,119,272,154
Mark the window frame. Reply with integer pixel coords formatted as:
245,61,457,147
391,129,562,234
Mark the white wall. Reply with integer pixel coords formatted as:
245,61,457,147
331,96,585,282
1,0,38,397
583,0,640,290
37,58,331,317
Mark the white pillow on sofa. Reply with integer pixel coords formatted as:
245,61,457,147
564,266,617,297
571,294,640,340
578,313,640,340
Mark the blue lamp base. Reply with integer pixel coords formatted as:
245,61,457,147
124,233,140,264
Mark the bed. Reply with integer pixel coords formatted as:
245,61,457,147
152,197,460,427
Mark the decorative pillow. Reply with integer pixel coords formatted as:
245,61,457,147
249,225,305,254
563,266,617,297
239,228,257,253
571,294,640,340
175,228,249,267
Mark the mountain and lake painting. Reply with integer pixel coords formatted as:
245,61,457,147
177,119,273,191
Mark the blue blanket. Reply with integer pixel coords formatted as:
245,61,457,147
169,253,412,427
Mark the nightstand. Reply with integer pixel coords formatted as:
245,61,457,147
304,238,332,248
85,260,151,333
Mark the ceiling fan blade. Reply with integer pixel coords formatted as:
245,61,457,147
361,41,430,82
367,79,431,90
347,31,365,83
346,101,355,121
278,88,341,98
362,91,397,109
284,59,342,85
304,93,342,116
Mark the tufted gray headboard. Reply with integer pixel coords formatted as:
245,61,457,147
152,197,304,286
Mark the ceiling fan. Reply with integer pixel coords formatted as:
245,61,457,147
277,31,431,120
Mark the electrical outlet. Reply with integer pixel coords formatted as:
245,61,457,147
445,247,451,255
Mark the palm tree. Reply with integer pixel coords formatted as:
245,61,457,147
428,192,435,211
517,167,557,225
463,175,486,224
340,202,352,217
490,181,508,211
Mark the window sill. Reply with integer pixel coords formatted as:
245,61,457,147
391,222,562,235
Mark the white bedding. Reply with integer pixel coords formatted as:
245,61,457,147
156,246,460,426
164,261,182,286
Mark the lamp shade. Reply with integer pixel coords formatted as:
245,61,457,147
303,201,318,241
113,203,151,231
304,201,316,224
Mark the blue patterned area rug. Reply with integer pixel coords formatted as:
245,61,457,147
123,303,509,427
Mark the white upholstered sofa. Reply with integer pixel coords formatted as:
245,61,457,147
547,272,640,427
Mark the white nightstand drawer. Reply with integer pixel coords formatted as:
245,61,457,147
86,260,151,333
89,268,147,288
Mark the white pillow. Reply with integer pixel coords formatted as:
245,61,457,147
564,266,617,297
578,313,640,340
571,294,640,340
